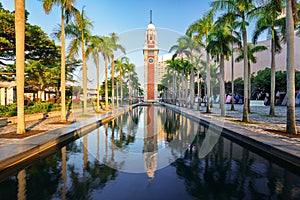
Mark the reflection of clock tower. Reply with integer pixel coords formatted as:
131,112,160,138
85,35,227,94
143,10,159,102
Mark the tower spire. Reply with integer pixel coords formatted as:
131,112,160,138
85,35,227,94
150,10,152,24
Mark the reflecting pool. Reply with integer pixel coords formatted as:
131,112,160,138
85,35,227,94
1,106,300,199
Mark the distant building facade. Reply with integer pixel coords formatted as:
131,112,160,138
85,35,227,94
157,35,300,83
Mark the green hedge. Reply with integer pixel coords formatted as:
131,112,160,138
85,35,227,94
0,102,61,117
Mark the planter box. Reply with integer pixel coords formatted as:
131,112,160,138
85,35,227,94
7,111,62,124
0,118,8,127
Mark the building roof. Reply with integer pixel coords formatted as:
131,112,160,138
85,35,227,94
147,23,156,30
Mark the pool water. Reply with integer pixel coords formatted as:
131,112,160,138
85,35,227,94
0,105,300,200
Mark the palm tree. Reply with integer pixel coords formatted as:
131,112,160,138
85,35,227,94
86,35,103,111
109,33,125,109
15,0,25,134
175,35,202,109
286,0,298,134
187,10,214,113
253,0,283,116
43,0,77,122
124,61,136,105
228,21,240,111
211,0,257,122
64,7,93,113
115,56,128,106
100,36,113,111
207,23,237,117
235,43,267,112
166,58,181,104
169,36,198,108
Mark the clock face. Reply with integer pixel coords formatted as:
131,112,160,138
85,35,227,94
148,58,154,64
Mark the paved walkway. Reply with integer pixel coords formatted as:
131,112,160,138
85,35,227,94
203,104,300,139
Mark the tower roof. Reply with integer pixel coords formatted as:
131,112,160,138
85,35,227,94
147,23,156,30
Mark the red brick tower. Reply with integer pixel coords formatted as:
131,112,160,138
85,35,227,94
143,10,159,102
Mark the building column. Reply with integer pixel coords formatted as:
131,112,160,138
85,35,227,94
6,87,14,104
0,88,6,106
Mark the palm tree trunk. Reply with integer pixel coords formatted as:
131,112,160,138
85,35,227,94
17,169,26,200
269,31,276,116
129,72,132,105
15,0,25,134
190,60,195,109
185,76,188,108
197,70,200,110
82,41,87,114
248,62,251,113
120,75,123,106
105,57,109,110
206,50,211,113
286,0,297,134
220,54,225,117
61,12,66,121
111,55,115,109
96,60,100,111
173,69,176,104
231,41,235,111
242,27,249,122
116,79,119,107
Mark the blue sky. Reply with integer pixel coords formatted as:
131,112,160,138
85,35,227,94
2,0,213,87
1,0,210,37
2,1,268,89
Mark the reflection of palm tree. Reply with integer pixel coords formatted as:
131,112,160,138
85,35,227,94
61,147,67,200
83,135,88,183
171,128,260,199
17,169,26,200
66,160,118,199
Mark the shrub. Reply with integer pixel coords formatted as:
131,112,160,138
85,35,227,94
0,102,61,117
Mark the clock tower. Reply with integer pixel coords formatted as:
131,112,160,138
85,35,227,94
143,10,159,102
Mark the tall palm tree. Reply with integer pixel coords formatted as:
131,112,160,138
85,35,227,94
228,21,240,111
286,0,298,134
187,10,215,113
43,0,77,122
211,0,257,122
169,36,195,108
109,33,125,109
166,58,181,104
86,35,103,111
124,61,136,105
115,56,128,106
15,0,25,134
64,7,93,113
235,43,267,112
253,0,283,116
174,35,202,109
100,36,113,111
207,23,237,117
